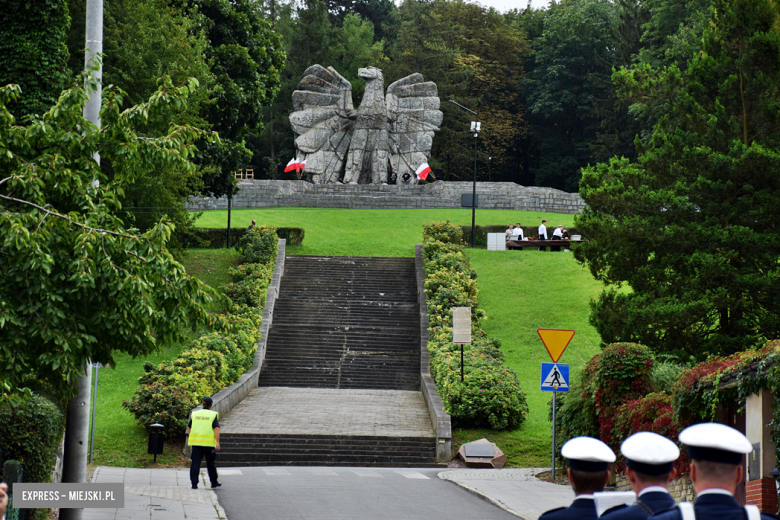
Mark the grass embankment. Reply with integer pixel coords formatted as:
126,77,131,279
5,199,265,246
88,249,240,468
196,208,576,257
195,208,601,467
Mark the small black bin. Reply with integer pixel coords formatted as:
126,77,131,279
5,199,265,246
148,423,164,462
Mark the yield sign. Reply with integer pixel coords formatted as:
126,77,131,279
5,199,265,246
537,329,575,363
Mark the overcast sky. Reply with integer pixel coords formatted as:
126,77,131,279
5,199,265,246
455,0,551,13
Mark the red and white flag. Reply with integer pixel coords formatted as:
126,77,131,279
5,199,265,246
284,157,298,173
415,162,432,181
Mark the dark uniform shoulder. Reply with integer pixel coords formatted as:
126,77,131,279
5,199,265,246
538,506,568,520
600,504,629,518
649,506,681,520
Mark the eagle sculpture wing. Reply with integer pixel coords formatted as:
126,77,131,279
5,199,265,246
289,65,356,184
386,73,443,179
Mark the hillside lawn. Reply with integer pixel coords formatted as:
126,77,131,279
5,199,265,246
195,208,603,467
89,207,601,468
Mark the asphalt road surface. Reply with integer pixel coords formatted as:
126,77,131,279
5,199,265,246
214,467,519,520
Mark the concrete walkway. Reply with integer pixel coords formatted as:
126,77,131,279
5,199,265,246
219,387,435,437
82,466,575,520
86,467,228,520
439,468,575,520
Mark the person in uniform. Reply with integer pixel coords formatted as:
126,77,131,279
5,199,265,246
601,431,679,519
538,219,548,251
186,396,222,490
652,422,777,520
539,436,616,520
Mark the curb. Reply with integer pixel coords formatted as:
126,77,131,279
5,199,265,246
437,472,526,519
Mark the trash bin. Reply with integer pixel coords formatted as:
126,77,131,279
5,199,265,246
148,423,164,462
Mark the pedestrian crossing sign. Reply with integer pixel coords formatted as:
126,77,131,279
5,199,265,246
541,363,569,392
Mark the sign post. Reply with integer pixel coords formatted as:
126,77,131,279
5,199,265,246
537,329,575,480
453,307,472,382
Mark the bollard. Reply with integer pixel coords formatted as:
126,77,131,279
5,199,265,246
147,423,165,463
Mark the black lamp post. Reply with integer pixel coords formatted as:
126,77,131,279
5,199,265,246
448,100,481,248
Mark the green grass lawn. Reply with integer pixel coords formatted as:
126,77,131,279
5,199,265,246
196,208,577,257
194,207,602,467
88,249,241,468
459,249,603,466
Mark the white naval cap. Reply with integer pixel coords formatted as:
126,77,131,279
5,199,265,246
562,436,616,472
679,422,753,465
621,432,680,475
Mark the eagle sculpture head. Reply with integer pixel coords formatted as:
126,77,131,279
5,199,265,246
358,67,383,81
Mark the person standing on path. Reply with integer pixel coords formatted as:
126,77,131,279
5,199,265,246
187,396,222,490
652,423,774,520
539,436,615,520
538,219,548,251
601,432,679,520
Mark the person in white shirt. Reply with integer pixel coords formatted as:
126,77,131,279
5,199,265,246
552,224,564,251
512,223,524,239
538,219,548,251
505,224,514,237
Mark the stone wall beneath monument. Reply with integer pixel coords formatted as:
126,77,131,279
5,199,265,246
188,180,586,215
613,473,695,503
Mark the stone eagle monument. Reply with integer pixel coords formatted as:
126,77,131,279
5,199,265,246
289,65,443,184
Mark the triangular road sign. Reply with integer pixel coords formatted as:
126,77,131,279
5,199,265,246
537,329,575,362
542,364,569,390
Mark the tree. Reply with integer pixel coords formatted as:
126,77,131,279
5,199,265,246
0,74,228,399
575,0,780,359
182,0,286,199
523,0,618,191
0,0,71,120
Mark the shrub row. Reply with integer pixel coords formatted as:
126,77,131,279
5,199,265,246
553,340,780,474
123,227,279,435
423,220,528,430
0,394,66,520
175,226,304,249
458,225,582,247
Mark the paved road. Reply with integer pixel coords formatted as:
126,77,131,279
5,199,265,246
214,467,519,520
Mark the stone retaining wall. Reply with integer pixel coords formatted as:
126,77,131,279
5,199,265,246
183,238,286,455
415,243,452,462
614,474,695,502
189,180,585,214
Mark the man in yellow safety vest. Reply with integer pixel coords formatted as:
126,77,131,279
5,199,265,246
186,396,221,490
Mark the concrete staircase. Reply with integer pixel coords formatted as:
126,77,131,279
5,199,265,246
218,255,439,467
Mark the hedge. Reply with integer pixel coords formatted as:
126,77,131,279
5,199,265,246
423,220,528,429
123,228,278,435
0,394,66,520
174,226,304,249
458,225,581,247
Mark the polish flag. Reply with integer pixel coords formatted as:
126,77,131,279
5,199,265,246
415,162,432,181
284,157,306,172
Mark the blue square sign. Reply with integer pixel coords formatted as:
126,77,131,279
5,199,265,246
541,363,569,392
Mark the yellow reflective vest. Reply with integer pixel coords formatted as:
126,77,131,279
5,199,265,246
188,409,218,447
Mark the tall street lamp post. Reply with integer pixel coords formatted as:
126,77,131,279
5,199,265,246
448,100,481,248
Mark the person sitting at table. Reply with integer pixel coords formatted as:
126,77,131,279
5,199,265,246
551,225,564,251
562,228,570,239
512,223,524,240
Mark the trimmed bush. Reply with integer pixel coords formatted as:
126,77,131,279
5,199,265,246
0,394,65,520
237,226,278,265
174,227,304,249
423,220,528,430
220,263,274,308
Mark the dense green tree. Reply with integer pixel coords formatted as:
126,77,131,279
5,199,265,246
575,0,780,359
0,0,71,120
0,74,228,399
523,0,618,191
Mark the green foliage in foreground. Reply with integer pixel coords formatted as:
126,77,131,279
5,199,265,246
0,74,227,402
576,0,780,359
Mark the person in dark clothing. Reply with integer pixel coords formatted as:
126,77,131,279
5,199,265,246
652,423,775,520
601,432,679,520
389,170,397,185
187,396,221,490
402,171,412,185
539,437,615,520
248,220,257,231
